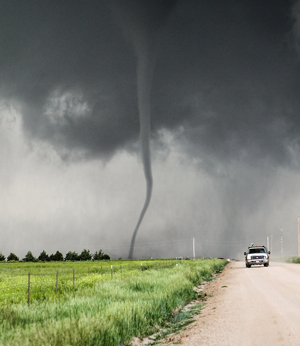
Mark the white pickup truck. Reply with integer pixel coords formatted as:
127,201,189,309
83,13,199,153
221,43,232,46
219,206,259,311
244,245,270,268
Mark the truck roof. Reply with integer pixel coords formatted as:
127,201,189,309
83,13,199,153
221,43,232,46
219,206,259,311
248,244,266,248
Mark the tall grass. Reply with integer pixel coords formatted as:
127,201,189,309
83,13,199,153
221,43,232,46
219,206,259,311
0,259,227,346
286,257,300,263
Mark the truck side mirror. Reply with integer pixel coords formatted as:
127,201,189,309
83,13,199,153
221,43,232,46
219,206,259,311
268,251,271,254
244,252,247,256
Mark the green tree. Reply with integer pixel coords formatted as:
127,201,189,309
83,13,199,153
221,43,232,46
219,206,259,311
0,252,5,261
65,251,79,261
7,253,19,261
93,250,104,260
93,250,110,260
38,250,49,262
23,251,36,262
49,251,63,261
79,249,92,261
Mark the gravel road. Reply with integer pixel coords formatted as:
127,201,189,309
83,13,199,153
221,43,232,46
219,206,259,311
163,261,300,346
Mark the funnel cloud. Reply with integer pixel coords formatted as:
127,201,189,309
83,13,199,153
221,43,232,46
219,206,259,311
111,1,176,258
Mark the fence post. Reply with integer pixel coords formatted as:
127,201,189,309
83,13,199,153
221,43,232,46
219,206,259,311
55,271,59,295
40,274,43,296
28,272,30,305
141,263,143,271
73,268,75,289
111,265,113,278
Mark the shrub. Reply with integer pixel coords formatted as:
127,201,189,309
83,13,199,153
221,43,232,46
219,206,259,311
0,252,5,261
7,253,19,261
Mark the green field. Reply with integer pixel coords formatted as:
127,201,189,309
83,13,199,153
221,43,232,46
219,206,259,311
0,259,173,304
0,258,227,346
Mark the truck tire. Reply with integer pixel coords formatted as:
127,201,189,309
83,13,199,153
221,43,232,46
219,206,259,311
264,263,269,267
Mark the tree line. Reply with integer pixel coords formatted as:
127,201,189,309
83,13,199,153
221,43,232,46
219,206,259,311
0,249,110,262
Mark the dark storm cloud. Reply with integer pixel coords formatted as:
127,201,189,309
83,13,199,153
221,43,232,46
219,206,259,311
1,0,300,166
0,0,139,158
152,0,300,167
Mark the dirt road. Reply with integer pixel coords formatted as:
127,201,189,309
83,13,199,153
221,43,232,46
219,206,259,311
164,261,300,346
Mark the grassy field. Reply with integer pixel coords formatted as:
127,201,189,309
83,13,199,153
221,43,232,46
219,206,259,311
0,258,227,346
0,259,175,304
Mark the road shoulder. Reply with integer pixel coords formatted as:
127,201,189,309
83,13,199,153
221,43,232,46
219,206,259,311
160,260,234,345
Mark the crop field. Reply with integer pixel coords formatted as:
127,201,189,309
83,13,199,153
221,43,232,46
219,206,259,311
0,258,227,346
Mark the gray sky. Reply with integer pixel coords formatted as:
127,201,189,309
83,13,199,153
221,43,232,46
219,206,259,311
1,0,300,259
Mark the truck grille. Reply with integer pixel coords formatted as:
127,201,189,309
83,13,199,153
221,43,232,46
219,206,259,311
251,255,264,259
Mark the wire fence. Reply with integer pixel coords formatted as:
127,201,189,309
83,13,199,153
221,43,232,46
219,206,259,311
0,259,179,305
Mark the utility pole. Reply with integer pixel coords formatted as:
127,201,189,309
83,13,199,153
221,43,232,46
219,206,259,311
298,216,300,257
267,236,269,252
281,228,283,257
271,235,273,254
192,237,195,260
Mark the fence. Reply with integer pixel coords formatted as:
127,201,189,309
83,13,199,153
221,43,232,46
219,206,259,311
0,259,178,305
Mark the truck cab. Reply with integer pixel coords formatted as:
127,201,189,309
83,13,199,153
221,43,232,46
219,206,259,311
244,244,270,268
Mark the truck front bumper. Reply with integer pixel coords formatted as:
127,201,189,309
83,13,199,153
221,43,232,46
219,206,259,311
247,258,268,265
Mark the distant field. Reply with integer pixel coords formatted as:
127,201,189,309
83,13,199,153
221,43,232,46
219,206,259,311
0,258,227,346
0,259,174,304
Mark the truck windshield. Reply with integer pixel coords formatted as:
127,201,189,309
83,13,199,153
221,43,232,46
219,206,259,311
249,248,266,254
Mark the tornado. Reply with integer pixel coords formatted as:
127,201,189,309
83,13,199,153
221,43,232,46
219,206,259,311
128,45,155,259
110,1,176,259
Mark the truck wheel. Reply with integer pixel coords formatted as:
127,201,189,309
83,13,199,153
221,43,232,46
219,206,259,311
264,263,269,267
246,264,251,268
